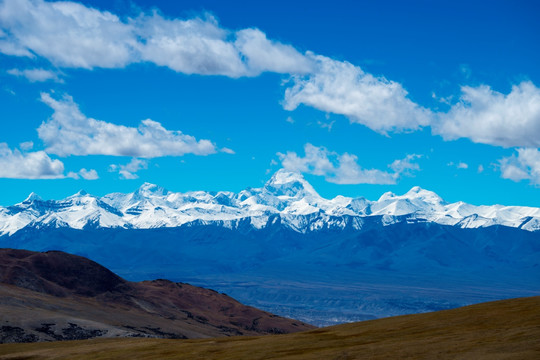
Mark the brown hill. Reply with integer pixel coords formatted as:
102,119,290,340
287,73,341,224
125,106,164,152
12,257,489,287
0,248,313,343
0,295,538,359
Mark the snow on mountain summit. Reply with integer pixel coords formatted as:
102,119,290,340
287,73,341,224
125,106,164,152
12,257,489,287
0,170,539,236
263,169,320,198
378,186,443,204
23,192,42,203
403,186,445,204
135,183,169,197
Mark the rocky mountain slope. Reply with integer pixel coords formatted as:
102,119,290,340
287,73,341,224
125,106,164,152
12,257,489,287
0,249,313,343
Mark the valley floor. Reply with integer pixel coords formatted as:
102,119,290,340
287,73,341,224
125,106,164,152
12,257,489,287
1,296,538,360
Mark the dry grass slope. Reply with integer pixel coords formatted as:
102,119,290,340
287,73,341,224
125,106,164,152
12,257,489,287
1,295,539,359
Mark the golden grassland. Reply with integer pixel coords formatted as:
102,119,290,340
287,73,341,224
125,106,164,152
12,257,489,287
1,296,539,360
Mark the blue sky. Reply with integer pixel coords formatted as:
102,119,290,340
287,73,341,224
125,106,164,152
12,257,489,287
0,0,539,206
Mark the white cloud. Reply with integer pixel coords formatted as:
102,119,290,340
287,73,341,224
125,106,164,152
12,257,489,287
435,81,540,147
278,143,421,185
220,147,235,154
79,168,99,180
0,27,33,57
19,141,33,150
136,17,312,77
110,158,147,179
0,0,136,68
447,161,469,170
0,0,311,77
0,142,99,180
234,28,313,75
283,55,432,134
134,12,246,77
0,142,64,179
499,148,540,186
477,164,484,173
0,0,434,136
317,119,335,131
390,154,421,175
7,68,61,82
38,93,217,158
7,0,538,151
67,168,99,180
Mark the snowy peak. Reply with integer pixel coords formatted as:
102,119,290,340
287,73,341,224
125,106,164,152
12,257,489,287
403,186,445,204
263,170,320,198
65,190,98,204
0,170,539,236
375,186,446,216
379,186,443,204
23,192,42,203
135,183,169,197
378,191,396,202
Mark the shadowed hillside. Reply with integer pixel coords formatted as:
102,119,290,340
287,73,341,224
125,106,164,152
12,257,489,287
0,249,313,343
0,296,538,359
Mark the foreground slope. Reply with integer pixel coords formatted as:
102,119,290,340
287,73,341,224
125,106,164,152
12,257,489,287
1,296,538,359
0,249,313,343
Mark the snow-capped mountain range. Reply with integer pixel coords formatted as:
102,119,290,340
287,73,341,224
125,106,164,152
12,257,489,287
1,169,539,236
1,169,538,325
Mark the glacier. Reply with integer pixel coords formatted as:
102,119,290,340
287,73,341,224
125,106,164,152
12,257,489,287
0,169,539,326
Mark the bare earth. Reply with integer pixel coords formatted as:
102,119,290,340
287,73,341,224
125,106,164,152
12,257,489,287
0,249,313,342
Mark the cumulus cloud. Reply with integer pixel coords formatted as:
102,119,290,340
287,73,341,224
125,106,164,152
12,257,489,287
0,0,311,76
7,68,61,82
38,93,217,158
278,143,421,185
435,81,540,148
7,0,538,147
109,158,148,179
79,168,99,180
499,148,540,186
0,142,99,180
19,141,33,150
283,55,432,134
234,28,313,75
67,168,99,180
0,142,64,179
0,0,136,68
0,0,436,134
134,13,246,77
389,154,421,175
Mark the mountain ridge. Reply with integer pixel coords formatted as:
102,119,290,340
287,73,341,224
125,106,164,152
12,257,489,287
1,169,539,236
